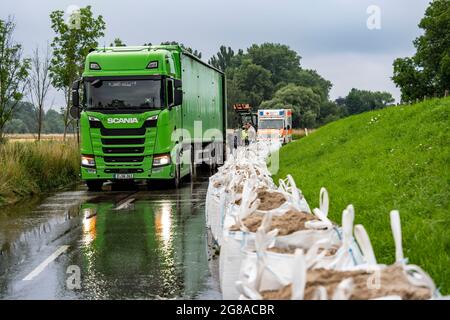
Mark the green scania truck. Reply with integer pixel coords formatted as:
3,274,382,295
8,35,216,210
70,45,226,190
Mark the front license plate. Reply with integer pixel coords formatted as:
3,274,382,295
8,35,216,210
114,173,134,179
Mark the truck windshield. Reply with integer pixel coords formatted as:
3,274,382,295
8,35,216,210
85,79,162,111
258,119,284,129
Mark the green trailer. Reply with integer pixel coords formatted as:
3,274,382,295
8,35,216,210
70,45,226,190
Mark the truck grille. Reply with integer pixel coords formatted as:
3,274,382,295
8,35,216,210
101,138,145,145
104,168,144,174
103,147,145,154
104,156,144,163
89,119,157,168
100,127,146,136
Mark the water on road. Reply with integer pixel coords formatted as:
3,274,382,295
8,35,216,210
0,169,220,299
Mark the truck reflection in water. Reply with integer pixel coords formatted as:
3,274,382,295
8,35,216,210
77,186,210,299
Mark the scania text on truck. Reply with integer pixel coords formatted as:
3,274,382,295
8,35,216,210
70,45,226,190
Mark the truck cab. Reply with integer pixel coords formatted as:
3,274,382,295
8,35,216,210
71,45,225,191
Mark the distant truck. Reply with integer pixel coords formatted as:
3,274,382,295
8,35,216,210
257,109,293,144
70,45,226,190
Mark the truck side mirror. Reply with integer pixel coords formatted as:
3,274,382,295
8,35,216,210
69,105,81,120
174,88,183,106
174,79,183,106
72,79,80,108
167,78,175,110
70,80,81,119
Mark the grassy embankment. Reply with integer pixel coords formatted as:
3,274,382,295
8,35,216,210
274,97,450,294
0,139,80,206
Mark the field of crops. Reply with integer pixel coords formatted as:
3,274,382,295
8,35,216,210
4,134,77,142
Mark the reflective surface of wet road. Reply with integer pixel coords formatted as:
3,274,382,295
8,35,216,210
0,171,220,299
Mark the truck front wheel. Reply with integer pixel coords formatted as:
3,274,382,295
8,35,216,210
86,180,103,191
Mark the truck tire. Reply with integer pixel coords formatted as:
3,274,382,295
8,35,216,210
86,180,103,191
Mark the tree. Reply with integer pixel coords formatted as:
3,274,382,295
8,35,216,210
208,46,235,71
110,38,126,47
260,84,321,128
0,17,30,141
4,118,28,134
317,101,345,126
43,108,65,133
28,45,52,141
5,101,37,133
49,5,105,140
230,60,273,108
160,41,202,59
247,43,301,86
295,69,332,102
339,88,395,115
392,0,450,102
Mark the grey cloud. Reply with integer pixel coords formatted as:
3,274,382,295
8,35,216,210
0,0,431,106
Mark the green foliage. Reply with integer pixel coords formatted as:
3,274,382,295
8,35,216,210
260,84,321,127
4,101,68,134
219,42,338,128
246,43,301,85
208,46,235,71
274,97,450,294
49,6,106,90
295,69,332,102
0,140,80,205
317,100,345,126
4,119,28,133
230,60,273,107
392,0,450,102
338,88,395,116
49,5,105,135
0,17,31,138
43,109,66,133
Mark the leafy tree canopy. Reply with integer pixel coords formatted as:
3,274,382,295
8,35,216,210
393,0,450,102
260,84,321,128
338,88,395,116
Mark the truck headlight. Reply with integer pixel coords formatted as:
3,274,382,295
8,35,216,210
88,116,100,122
152,153,171,167
81,155,96,167
89,62,101,70
146,115,158,121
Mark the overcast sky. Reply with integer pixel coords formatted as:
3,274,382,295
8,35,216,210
1,0,431,109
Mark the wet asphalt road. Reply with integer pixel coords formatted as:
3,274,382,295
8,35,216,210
0,169,221,299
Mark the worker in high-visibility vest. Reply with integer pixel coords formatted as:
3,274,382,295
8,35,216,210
240,126,249,146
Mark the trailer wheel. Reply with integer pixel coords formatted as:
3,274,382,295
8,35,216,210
86,180,103,191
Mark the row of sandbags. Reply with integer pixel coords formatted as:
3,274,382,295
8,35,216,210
205,142,443,300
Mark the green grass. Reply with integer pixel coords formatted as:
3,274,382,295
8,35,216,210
0,140,80,206
274,97,450,294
